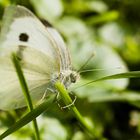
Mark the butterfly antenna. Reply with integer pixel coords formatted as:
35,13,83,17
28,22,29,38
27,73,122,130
79,66,122,74
77,52,95,73
72,66,122,91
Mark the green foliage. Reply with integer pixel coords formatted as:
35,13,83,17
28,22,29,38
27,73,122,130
0,0,140,139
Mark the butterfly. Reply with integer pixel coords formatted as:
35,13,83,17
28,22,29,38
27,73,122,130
0,5,78,110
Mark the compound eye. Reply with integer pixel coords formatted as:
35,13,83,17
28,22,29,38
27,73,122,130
70,73,76,83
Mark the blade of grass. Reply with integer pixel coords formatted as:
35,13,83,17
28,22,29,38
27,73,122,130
0,95,55,139
55,81,104,139
12,53,40,140
77,71,140,89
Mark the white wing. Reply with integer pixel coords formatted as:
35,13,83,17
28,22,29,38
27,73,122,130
0,46,56,110
46,27,72,70
0,5,60,64
0,5,71,71
0,5,71,110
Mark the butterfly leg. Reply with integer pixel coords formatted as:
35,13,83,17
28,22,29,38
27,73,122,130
40,88,55,102
56,91,77,109
55,91,63,109
40,89,48,101
61,93,77,109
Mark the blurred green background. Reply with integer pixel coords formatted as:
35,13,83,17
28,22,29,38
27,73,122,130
0,0,140,139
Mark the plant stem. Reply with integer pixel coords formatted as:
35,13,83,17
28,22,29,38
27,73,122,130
55,82,96,138
12,53,41,140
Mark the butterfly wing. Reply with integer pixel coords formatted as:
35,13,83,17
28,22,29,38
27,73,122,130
0,5,72,110
45,25,72,70
0,45,57,110
0,5,60,62
0,5,71,70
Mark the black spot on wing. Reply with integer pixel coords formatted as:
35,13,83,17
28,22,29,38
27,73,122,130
19,33,29,42
41,19,53,28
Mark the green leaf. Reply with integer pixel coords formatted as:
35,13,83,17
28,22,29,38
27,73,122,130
76,71,140,89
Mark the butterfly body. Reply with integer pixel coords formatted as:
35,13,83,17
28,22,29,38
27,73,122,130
0,5,78,110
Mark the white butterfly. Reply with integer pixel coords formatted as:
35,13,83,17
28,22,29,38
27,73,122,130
0,5,78,110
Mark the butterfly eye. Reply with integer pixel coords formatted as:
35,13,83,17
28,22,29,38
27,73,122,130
19,33,29,42
70,73,76,83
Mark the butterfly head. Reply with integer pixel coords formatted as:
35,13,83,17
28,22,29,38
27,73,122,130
59,70,80,88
